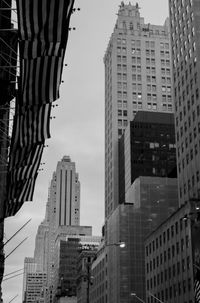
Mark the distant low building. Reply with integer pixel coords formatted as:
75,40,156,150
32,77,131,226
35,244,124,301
53,226,99,302
22,258,47,303
90,241,108,303
77,237,102,303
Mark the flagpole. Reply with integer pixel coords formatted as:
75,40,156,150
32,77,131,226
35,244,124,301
2,218,31,248
4,237,28,260
8,294,18,303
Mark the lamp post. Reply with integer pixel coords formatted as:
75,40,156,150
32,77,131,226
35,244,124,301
148,291,165,303
130,292,145,303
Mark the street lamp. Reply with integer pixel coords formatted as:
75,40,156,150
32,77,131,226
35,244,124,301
106,241,126,248
130,292,145,303
119,241,126,248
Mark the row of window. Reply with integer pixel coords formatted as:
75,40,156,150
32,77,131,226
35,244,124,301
147,279,192,303
179,170,200,197
117,84,171,96
116,69,170,83
117,56,170,66
146,220,188,255
116,101,172,112
147,260,191,287
118,93,170,101
116,38,169,50
116,48,170,60
147,244,190,275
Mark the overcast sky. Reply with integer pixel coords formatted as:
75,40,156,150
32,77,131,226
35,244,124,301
3,1,169,302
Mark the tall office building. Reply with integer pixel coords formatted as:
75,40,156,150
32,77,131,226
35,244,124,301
169,0,200,204
46,156,80,299
46,172,57,300
104,2,173,218
23,157,83,303
55,156,80,227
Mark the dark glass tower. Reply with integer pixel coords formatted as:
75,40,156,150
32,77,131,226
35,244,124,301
119,111,177,203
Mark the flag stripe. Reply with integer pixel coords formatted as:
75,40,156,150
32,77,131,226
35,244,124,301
5,175,38,216
20,41,63,59
19,55,64,107
9,144,43,171
16,0,75,43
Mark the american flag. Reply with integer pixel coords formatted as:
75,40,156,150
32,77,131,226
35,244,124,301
19,55,63,106
19,40,64,59
5,0,75,217
8,144,44,182
195,267,200,303
16,0,74,44
14,103,51,147
5,175,38,217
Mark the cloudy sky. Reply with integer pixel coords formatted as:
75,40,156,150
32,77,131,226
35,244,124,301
2,1,168,302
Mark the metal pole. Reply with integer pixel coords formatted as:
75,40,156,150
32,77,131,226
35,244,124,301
8,294,18,303
87,262,90,303
2,218,31,248
148,291,165,303
130,293,145,303
5,237,28,259
0,8,16,11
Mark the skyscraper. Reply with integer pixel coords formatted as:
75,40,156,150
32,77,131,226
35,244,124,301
46,156,80,301
55,156,80,227
46,172,57,299
23,156,85,303
104,2,173,219
169,0,200,205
